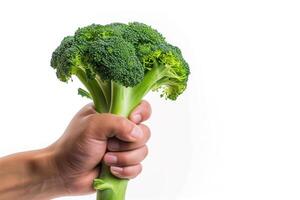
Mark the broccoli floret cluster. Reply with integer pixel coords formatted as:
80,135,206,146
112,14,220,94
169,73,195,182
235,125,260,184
51,22,189,105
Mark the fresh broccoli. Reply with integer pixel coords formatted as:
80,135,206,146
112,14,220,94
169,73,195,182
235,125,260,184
51,22,190,200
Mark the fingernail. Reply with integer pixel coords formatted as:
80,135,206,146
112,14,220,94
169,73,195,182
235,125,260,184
111,166,123,175
105,154,117,164
131,126,143,138
132,114,142,123
109,141,119,150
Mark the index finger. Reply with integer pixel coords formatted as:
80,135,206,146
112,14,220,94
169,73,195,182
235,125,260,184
129,100,152,124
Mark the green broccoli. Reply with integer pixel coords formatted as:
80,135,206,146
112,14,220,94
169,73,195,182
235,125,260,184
51,22,190,200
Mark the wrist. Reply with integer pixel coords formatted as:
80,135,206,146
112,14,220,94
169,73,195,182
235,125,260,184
25,147,67,199
0,147,67,200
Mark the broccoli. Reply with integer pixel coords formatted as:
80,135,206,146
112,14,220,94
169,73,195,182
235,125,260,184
51,22,190,200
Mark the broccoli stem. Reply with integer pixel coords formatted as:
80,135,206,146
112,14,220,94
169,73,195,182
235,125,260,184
109,82,133,116
95,164,128,200
95,87,132,200
130,64,165,106
76,67,108,113
95,75,111,108
93,65,166,200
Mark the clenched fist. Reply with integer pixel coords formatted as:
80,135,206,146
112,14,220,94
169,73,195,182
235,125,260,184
0,101,151,200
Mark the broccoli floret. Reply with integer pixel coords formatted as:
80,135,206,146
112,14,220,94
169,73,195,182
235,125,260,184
50,22,190,200
88,36,144,87
51,36,81,82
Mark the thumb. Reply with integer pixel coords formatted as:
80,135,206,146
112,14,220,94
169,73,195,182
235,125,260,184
84,113,143,142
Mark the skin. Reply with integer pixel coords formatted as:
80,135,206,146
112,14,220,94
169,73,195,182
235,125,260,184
0,100,152,200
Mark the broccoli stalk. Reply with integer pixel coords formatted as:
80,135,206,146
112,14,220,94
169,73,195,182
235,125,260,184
51,22,190,200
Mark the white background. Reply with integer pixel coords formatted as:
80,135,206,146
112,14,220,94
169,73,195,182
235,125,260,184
0,0,300,199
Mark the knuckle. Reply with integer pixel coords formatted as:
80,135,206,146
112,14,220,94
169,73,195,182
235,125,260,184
137,164,143,174
141,124,151,140
77,104,95,117
116,117,132,134
84,114,98,135
120,153,130,164
141,100,152,118
143,146,149,157
85,113,97,124
122,168,133,178
144,100,152,113
84,104,96,114
126,165,142,178
121,168,131,177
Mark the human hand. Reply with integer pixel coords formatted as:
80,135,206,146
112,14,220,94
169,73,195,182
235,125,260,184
0,101,151,200
50,100,152,196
